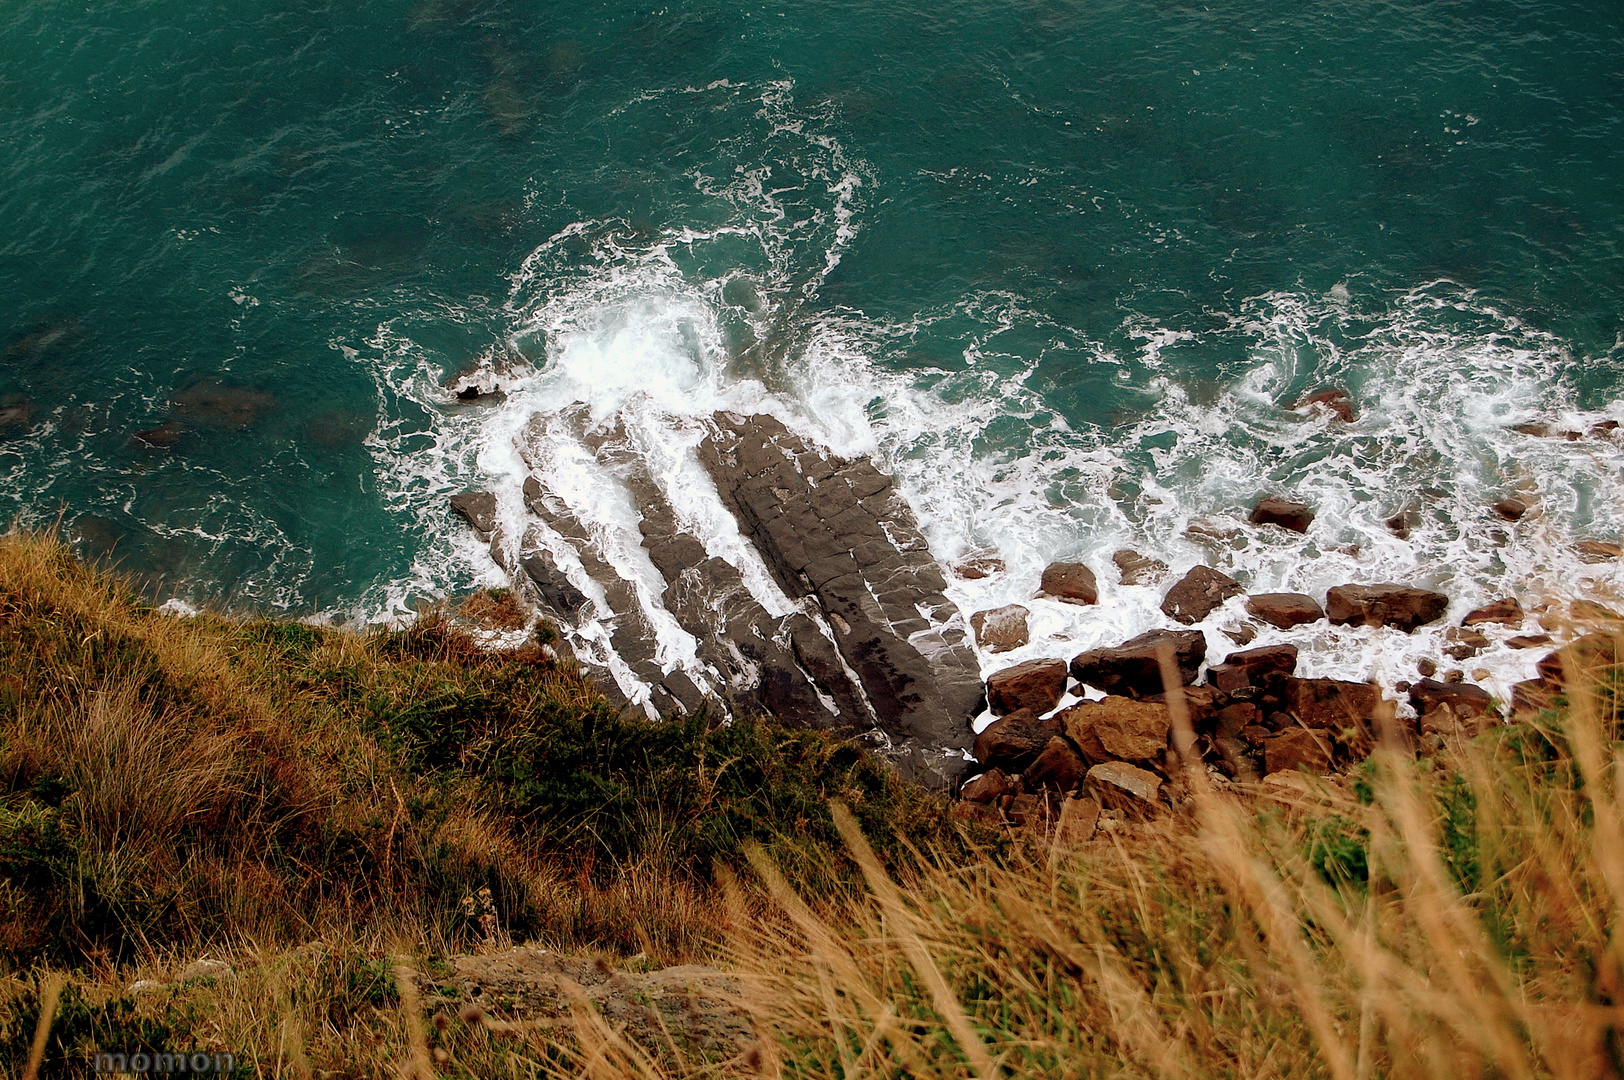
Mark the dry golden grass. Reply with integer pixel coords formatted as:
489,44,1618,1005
6,525,1624,1078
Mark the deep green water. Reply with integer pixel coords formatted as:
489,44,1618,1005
3,0,1623,616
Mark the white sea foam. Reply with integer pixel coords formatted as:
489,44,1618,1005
355,78,1624,718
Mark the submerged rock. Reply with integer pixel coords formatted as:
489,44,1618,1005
1295,387,1356,423
1112,548,1169,586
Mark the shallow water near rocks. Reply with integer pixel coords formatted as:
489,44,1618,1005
3,0,1622,708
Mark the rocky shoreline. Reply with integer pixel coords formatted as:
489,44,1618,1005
449,407,1621,803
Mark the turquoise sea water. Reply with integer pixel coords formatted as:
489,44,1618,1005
3,0,1623,636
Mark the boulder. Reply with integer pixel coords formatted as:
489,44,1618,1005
1024,737,1089,792
1085,761,1162,812
960,768,1014,804
955,555,1006,579
1444,626,1489,660
132,420,186,449
1112,549,1169,586
1038,561,1098,606
986,658,1068,716
1537,634,1624,687
970,605,1030,653
1245,592,1325,629
1206,644,1298,694
178,959,234,984
450,492,499,534
1250,497,1315,534
1507,634,1553,650
1161,566,1243,624
1061,696,1172,763
0,395,33,438
1492,497,1528,522
1462,598,1523,627
972,708,1058,771
1054,796,1101,844
1005,792,1050,827
1216,702,1261,736
1280,677,1381,728
1572,600,1624,623
172,377,274,429
1296,388,1356,423
1140,684,1223,730
1511,678,1559,716
1575,541,1623,563
1408,679,1496,723
1325,584,1448,632
1070,629,1207,698
1263,728,1332,776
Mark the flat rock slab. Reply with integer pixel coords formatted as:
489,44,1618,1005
699,413,981,755
1162,565,1243,624
1326,584,1449,632
1086,761,1162,812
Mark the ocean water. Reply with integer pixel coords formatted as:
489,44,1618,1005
4,0,1623,703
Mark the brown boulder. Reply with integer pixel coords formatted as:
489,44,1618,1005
1140,684,1223,729
1575,541,1623,563
1325,584,1448,633
1263,728,1332,775
1162,565,1244,624
1444,626,1489,660
1245,592,1325,629
1039,561,1099,605
972,708,1058,771
1054,796,1101,843
1024,737,1089,792
1061,696,1172,763
954,555,1006,579
1511,678,1559,716
1005,793,1049,827
1572,600,1624,623
1462,598,1523,627
1250,497,1315,534
1281,677,1381,728
970,604,1030,653
1492,497,1528,521
450,491,499,534
960,768,1014,804
1070,629,1207,698
987,658,1069,716
1206,644,1299,694
1507,634,1553,650
1537,634,1624,686
1296,387,1356,423
1085,761,1162,812
1113,549,1169,586
1408,679,1496,725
